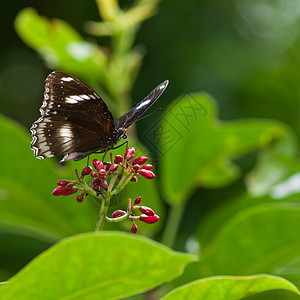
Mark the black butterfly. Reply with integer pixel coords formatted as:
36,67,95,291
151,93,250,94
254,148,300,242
30,71,168,162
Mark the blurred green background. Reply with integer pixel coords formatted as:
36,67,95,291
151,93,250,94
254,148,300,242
2,0,300,299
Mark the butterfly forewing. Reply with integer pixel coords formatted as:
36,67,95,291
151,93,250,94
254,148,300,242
115,80,169,129
30,71,115,159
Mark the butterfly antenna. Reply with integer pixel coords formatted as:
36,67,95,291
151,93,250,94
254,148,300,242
136,108,161,123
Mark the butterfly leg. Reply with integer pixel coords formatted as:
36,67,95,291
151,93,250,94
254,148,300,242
95,141,129,162
101,149,109,162
111,140,128,152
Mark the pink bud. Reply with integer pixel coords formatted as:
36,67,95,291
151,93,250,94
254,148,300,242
57,180,69,186
90,172,98,177
142,164,153,170
94,184,101,191
139,214,160,224
139,169,155,179
52,186,66,196
131,176,138,182
112,210,126,218
139,206,155,216
98,169,107,179
134,196,142,205
62,186,78,196
101,180,108,191
133,156,148,165
92,178,101,185
133,164,140,171
103,162,111,171
110,164,119,172
81,166,92,176
131,223,138,234
93,159,103,171
114,155,123,164
125,147,135,160
76,193,84,203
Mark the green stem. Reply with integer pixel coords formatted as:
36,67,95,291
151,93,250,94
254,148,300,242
106,213,129,223
95,193,111,232
161,202,186,248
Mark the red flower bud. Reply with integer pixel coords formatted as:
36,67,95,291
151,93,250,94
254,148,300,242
92,178,101,190
125,147,135,160
114,155,123,164
131,223,138,234
133,164,140,171
141,164,153,170
134,196,142,205
110,164,119,172
139,206,155,216
139,214,160,224
92,178,101,185
53,186,66,196
57,180,69,186
133,156,148,165
103,161,111,171
98,169,107,179
139,169,155,179
101,180,108,191
93,184,101,191
93,159,103,171
62,186,78,196
112,210,126,218
131,176,138,182
90,172,98,177
76,193,84,203
118,175,123,181
81,166,92,176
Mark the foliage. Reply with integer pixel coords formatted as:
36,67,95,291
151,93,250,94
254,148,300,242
0,232,196,299
1,0,300,299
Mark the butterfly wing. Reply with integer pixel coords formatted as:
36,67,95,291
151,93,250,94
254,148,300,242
30,71,115,160
114,80,169,130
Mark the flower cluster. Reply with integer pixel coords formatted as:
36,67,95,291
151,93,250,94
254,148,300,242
52,147,155,200
109,196,160,234
52,147,159,232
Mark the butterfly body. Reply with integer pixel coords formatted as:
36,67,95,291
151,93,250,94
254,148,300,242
30,71,168,162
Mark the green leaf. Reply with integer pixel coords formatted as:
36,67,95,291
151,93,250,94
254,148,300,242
178,203,300,287
162,274,300,300
245,124,299,196
160,92,289,205
0,232,197,299
14,8,107,84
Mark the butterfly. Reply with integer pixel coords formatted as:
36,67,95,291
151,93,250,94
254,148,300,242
30,71,168,162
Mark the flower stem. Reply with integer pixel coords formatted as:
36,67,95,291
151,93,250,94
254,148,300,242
95,193,111,232
94,171,134,231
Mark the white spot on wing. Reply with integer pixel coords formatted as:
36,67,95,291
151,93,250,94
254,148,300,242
80,94,91,100
65,97,78,104
61,77,73,82
57,125,74,152
70,95,83,101
135,99,151,111
159,84,166,89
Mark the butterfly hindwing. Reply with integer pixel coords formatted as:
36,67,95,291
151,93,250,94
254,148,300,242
30,71,115,159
